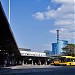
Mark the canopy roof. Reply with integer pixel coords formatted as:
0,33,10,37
0,2,20,56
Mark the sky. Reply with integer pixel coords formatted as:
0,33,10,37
0,0,75,52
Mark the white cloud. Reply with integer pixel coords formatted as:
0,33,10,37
49,29,57,34
47,6,51,10
32,12,45,20
49,28,75,41
52,0,75,4
60,31,75,41
57,4,74,14
54,20,74,26
33,4,74,20
61,14,74,20
45,10,57,19
33,0,75,42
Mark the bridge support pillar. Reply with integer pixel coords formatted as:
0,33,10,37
45,61,47,65
45,59,47,65
22,59,24,65
32,60,33,65
26,62,27,65
38,60,41,65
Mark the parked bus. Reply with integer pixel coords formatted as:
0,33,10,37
51,56,75,66
59,56,75,66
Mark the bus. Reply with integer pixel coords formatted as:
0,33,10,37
51,56,75,66
59,56,75,66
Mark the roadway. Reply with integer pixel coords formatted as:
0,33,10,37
0,65,75,75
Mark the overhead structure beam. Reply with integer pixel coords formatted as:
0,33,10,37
0,2,20,56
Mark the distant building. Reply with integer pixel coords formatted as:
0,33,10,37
20,51,46,57
52,40,68,55
52,43,58,54
44,50,52,56
58,40,68,54
19,48,46,57
19,48,31,51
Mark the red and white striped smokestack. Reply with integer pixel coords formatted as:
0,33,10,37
57,30,59,43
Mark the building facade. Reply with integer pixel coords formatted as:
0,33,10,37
52,43,58,54
20,50,46,57
19,48,31,51
58,40,68,54
44,50,52,56
52,40,68,55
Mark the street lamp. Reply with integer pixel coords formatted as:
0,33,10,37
9,0,10,24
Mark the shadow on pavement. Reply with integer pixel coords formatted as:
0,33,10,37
0,67,12,75
0,66,75,75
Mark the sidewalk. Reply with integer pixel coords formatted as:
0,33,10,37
6,64,52,69
0,65,62,74
0,64,52,71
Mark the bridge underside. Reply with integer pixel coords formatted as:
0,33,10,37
0,2,20,66
0,2,51,66
18,56,50,65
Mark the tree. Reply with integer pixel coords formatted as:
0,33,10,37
62,44,75,56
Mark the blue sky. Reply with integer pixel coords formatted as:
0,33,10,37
0,0,75,52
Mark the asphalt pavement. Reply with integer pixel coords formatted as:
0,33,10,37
0,65,75,75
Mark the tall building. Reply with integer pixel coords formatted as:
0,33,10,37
52,29,68,55
52,40,68,55
52,43,58,54
58,40,68,54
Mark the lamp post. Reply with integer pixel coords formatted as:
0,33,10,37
9,0,10,24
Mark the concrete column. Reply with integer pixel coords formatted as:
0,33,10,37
25,62,27,65
45,61,47,65
45,59,47,65
12,58,16,66
19,61,22,65
22,59,24,65
32,60,33,65
38,60,41,65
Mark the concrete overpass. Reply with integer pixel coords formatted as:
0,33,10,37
0,2,51,66
0,2,21,66
20,50,51,65
0,2,20,56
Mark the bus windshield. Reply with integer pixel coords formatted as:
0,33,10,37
60,57,66,62
59,57,75,62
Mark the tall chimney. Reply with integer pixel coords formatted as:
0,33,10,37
57,30,59,43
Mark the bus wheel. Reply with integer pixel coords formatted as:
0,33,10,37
54,64,56,66
70,63,71,66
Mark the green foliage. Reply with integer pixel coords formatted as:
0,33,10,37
62,44,75,56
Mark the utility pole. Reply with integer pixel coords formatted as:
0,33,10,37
9,0,10,24
57,30,59,43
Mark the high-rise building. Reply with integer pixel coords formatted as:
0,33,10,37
52,29,68,55
52,40,68,55
58,40,68,54
52,43,58,54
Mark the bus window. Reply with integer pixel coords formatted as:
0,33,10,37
60,57,66,62
66,58,71,62
71,59,75,62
